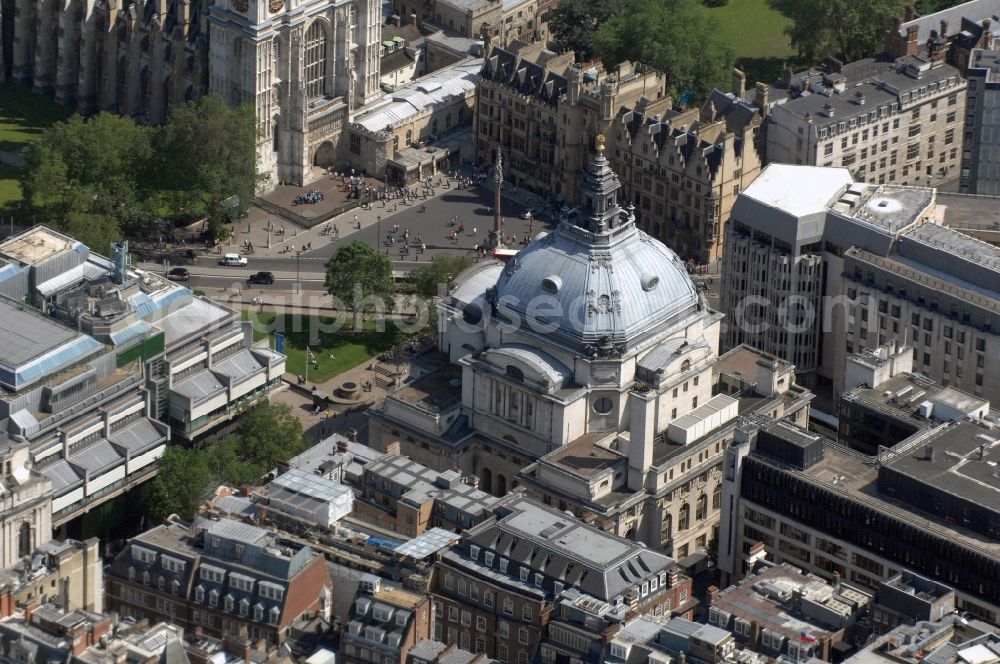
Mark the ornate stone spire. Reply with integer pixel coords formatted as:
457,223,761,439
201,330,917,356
489,149,504,250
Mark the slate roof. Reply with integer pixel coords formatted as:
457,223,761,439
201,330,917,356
480,47,567,106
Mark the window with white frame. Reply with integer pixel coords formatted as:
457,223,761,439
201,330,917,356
131,546,157,565
518,628,529,645
161,555,185,574
735,618,750,637
259,582,285,601
503,598,514,615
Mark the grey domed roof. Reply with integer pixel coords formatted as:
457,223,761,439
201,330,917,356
491,217,699,352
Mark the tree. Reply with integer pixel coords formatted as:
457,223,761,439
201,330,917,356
547,0,625,61
914,0,965,15
20,143,69,227
410,254,474,299
19,113,152,242
783,0,906,64
325,241,395,330
232,402,305,477
593,0,734,104
153,96,265,241
148,446,211,522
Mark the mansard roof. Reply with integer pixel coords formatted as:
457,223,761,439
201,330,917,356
480,48,567,105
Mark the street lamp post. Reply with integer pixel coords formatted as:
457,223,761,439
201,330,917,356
295,250,301,294
377,215,382,251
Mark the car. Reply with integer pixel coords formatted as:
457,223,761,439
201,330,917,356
219,253,248,266
167,267,190,281
519,207,538,219
248,271,275,285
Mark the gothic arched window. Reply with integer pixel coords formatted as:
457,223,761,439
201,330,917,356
304,22,327,99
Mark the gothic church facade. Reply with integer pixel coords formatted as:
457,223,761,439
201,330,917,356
0,0,381,187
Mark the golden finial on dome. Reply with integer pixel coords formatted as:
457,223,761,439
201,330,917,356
596,134,606,154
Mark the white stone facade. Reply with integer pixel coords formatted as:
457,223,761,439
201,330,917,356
208,0,381,188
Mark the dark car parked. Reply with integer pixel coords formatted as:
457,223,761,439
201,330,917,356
248,271,275,285
167,267,190,281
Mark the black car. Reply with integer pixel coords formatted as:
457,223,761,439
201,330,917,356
248,271,275,285
167,267,190,281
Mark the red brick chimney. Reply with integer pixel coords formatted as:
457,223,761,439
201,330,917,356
707,585,720,605
23,600,39,624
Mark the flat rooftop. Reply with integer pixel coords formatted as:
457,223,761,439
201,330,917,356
0,227,76,265
882,420,1000,510
773,434,1000,557
714,345,792,382
0,299,81,368
839,184,936,234
741,164,852,219
541,432,621,480
938,192,1000,229
391,366,463,412
374,585,426,610
844,373,989,422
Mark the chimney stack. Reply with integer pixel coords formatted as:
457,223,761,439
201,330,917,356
385,440,401,456
707,585,720,605
940,19,948,37
904,5,916,21
731,68,746,97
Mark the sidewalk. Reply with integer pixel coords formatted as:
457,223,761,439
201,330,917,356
206,167,549,261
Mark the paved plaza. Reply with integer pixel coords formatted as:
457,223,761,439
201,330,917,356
219,172,554,266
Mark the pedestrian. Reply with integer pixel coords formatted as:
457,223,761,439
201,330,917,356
354,214,358,226
472,227,477,235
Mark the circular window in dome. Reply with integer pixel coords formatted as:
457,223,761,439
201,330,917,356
592,397,614,414
641,273,659,291
542,275,562,294
462,302,482,324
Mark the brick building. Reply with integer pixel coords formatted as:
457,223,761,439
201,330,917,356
342,575,432,664
885,1,999,74
431,495,693,664
105,517,332,645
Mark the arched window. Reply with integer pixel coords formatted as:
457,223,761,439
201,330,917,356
678,503,690,531
480,468,492,493
405,129,412,146
696,494,707,521
304,22,327,99
505,365,524,382
681,359,691,372
712,484,722,510
18,522,31,558
661,514,672,539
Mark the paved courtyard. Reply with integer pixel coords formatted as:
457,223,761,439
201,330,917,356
218,173,555,266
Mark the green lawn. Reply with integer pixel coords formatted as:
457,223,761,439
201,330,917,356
0,163,22,209
241,310,414,384
0,82,74,211
706,0,803,85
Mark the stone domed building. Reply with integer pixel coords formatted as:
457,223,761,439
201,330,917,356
370,138,812,558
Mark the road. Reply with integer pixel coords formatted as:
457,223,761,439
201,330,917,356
141,183,553,292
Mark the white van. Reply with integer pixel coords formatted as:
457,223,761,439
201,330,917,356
219,253,248,266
